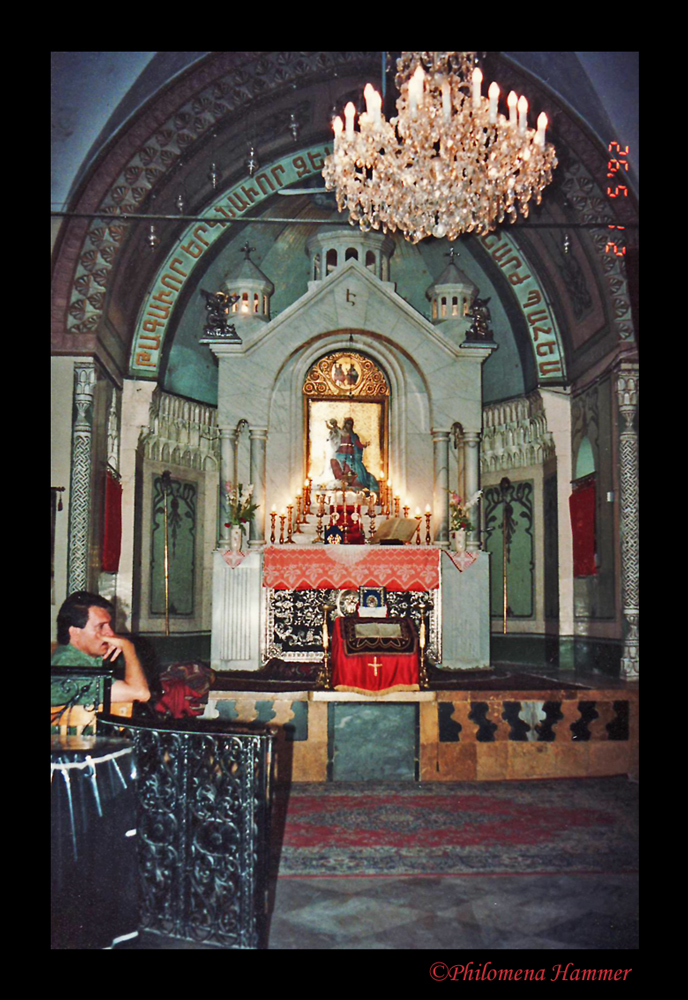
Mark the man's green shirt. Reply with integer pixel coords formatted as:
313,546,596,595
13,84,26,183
51,644,103,668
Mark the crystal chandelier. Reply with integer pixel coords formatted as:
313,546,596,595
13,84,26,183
322,52,557,244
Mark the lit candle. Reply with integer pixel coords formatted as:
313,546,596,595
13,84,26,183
344,102,356,138
507,91,518,126
535,112,548,147
441,79,451,121
518,95,528,134
488,82,499,123
364,83,374,116
363,84,382,127
371,88,382,127
472,67,482,109
408,65,425,114
332,116,343,141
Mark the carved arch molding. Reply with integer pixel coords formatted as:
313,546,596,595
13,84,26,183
52,51,637,379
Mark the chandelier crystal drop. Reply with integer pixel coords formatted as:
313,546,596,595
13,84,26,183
322,52,558,244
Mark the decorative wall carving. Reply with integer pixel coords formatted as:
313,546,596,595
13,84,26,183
481,392,555,472
67,362,97,593
63,52,376,337
559,154,635,343
303,351,390,399
617,365,639,679
140,389,221,471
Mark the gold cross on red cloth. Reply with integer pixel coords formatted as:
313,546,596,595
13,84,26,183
368,656,383,677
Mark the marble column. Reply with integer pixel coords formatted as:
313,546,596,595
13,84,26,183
218,427,233,546
617,364,639,679
463,430,482,552
432,429,450,547
249,426,268,546
67,361,97,593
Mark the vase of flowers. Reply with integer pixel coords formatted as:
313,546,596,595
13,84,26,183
224,481,259,552
448,490,482,552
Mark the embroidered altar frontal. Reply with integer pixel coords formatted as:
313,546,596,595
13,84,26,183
262,547,440,665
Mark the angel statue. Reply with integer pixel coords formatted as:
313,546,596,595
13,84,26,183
200,289,240,340
466,296,493,341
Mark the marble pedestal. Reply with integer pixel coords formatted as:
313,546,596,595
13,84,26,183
441,550,491,669
211,548,263,671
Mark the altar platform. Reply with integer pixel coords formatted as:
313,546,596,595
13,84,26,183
207,542,638,782
202,663,639,784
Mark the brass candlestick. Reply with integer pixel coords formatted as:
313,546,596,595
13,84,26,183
316,604,335,688
314,493,325,542
425,508,432,545
403,503,410,519
286,503,295,543
419,609,429,689
368,509,377,541
394,495,400,517
378,476,386,509
279,512,286,544
270,509,277,544
415,515,422,544
295,494,303,532
304,479,312,514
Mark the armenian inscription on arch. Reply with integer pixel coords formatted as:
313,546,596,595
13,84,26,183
131,145,332,376
479,232,566,383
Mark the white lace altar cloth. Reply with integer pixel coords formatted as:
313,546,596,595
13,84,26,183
445,550,479,573
222,550,247,569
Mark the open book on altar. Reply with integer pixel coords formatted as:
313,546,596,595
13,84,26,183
354,622,403,638
371,517,419,544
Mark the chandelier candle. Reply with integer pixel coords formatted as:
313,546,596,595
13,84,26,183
323,52,557,243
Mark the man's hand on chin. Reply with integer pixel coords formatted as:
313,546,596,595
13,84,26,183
101,634,133,663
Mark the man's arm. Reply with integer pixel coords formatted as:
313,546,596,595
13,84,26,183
102,635,151,703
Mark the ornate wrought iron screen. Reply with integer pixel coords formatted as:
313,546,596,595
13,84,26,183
51,667,113,734
97,715,275,949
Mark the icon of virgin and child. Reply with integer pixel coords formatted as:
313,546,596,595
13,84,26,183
314,417,379,491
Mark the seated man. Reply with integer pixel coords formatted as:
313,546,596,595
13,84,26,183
52,591,150,705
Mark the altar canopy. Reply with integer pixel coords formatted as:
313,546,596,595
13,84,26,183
262,546,440,591
331,617,420,695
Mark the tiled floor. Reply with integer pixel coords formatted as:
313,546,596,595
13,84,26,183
119,867,638,952
112,771,639,953
266,872,638,950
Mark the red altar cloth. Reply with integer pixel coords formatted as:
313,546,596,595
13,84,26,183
330,618,420,695
263,546,440,591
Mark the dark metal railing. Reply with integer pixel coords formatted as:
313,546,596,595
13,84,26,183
96,714,275,949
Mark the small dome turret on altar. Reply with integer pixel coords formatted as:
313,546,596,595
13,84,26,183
305,227,395,284
223,242,275,323
426,248,478,326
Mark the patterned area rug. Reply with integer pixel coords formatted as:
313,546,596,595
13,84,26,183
273,778,638,877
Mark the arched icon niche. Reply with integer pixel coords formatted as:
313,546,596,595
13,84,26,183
303,349,389,495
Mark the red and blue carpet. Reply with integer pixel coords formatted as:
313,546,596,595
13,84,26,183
273,777,638,878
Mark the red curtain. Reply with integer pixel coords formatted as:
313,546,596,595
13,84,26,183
102,471,122,572
569,478,597,577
